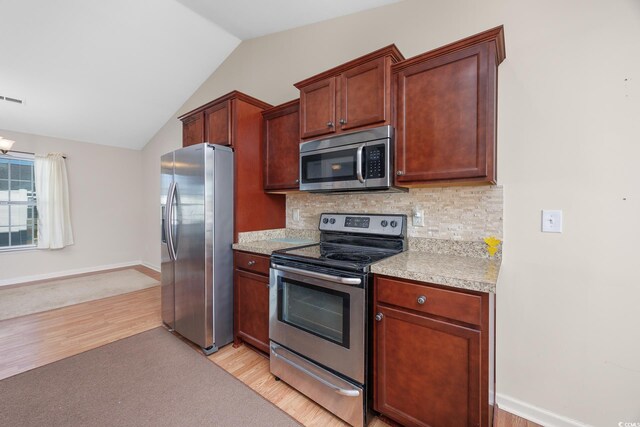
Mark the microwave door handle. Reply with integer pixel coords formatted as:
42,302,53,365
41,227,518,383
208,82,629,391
356,145,365,183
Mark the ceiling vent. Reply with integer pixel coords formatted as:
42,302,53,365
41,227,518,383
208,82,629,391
0,95,24,105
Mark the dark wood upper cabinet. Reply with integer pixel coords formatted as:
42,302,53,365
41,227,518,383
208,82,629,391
299,78,336,139
182,112,204,147
373,275,494,427
340,57,387,131
295,45,404,140
204,101,231,146
393,26,505,186
262,99,300,191
178,91,285,241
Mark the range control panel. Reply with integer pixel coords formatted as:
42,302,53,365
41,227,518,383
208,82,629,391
319,213,406,237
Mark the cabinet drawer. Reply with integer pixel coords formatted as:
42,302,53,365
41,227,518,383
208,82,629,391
234,251,270,276
376,276,482,326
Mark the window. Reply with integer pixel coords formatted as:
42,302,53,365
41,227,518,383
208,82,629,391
0,154,38,249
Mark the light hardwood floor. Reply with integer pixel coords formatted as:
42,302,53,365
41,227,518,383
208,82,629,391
0,267,539,427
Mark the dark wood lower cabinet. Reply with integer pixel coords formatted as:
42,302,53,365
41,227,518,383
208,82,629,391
233,251,270,354
373,275,494,427
375,305,481,427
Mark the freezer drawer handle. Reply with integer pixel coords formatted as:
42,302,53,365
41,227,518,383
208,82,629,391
271,345,360,397
271,264,361,285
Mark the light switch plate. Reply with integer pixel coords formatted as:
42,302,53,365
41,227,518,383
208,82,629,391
293,209,300,222
542,210,563,233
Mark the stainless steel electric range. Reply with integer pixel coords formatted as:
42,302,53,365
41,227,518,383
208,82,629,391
269,213,407,427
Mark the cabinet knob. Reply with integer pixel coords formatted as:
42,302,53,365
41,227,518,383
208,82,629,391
295,179,299,184
326,121,334,128
396,170,405,176
247,260,256,266
417,295,427,305
375,313,384,322
339,118,347,125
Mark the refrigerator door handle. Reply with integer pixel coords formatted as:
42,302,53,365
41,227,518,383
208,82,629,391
166,181,177,261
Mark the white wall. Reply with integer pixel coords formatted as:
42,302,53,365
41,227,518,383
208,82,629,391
140,0,640,424
0,129,143,284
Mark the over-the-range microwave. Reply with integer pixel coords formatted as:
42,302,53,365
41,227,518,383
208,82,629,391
299,125,405,193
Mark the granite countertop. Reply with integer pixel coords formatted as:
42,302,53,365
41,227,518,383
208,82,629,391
371,251,500,293
233,229,501,293
232,228,319,256
232,239,311,256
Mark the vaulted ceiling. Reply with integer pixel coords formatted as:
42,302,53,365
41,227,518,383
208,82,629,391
0,0,400,149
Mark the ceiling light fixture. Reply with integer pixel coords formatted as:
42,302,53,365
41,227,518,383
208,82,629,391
0,137,16,154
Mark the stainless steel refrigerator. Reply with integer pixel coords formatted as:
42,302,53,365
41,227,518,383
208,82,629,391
160,143,234,354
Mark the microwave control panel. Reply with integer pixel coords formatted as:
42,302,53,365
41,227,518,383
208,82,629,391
365,145,385,179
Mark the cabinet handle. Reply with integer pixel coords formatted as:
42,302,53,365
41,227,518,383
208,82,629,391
396,170,405,176
326,121,334,128
339,118,347,125
247,260,256,266
375,313,384,321
417,295,427,305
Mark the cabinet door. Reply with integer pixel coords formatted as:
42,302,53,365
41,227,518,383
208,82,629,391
395,42,494,183
204,101,231,146
263,102,300,190
299,77,336,139
234,269,270,354
374,304,481,427
339,57,387,131
182,112,204,147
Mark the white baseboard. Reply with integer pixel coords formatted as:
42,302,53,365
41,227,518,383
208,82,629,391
141,261,160,272
497,393,590,427
0,260,142,287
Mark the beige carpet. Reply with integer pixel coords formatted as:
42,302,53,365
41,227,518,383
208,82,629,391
0,328,300,427
0,269,159,321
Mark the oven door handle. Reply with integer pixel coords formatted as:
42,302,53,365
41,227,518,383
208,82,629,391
271,264,362,285
271,346,361,397
356,145,365,183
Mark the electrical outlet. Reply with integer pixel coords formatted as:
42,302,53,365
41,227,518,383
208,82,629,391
541,210,562,233
293,209,300,222
412,209,425,227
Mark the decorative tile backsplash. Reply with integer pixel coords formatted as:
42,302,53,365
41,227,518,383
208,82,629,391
286,185,503,241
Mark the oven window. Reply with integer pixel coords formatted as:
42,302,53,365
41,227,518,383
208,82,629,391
301,148,358,183
278,278,350,348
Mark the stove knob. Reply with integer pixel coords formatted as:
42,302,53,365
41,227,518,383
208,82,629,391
322,218,329,224
380,220,388,227
329,218,336,224
390,220,398,228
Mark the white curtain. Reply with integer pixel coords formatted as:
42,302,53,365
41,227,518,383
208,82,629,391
34,153,74,249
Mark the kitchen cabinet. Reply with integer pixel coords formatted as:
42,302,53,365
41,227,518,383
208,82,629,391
295,45,404,140
262,99,300,191
233,251,270,354
373,275,494,427
204,101,230,146
179,91,286,241
182,112,204,147
393,26,505,186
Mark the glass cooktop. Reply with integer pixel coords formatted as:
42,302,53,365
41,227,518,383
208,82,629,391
273,242,400,272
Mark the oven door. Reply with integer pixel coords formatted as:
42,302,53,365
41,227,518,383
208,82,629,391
269,264,366,383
